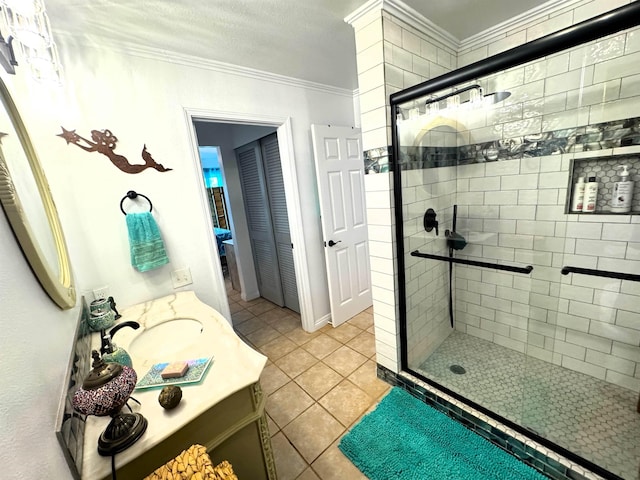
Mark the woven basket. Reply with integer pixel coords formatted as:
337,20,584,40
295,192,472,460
143,444,238,480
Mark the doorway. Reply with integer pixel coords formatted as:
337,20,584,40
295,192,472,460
187,112,313,330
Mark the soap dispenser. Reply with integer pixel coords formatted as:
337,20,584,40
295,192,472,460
610,165,634,213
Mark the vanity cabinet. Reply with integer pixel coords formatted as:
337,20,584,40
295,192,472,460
74,291,277,480
101,383,275,480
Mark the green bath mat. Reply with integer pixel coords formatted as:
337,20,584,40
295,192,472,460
339,387,548,480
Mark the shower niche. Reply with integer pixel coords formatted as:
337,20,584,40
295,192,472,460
566,153,640,215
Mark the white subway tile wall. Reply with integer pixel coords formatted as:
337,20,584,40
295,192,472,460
352,1,639,389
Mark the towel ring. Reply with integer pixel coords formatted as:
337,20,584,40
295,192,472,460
120,190,153,215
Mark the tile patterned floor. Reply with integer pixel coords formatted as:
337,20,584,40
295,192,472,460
418,331,640,480
227,283,390,480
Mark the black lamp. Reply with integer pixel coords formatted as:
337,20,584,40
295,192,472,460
72,350,147,456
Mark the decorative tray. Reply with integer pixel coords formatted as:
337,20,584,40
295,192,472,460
135,357,213,390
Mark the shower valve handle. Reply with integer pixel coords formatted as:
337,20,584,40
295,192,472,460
423,208,439,235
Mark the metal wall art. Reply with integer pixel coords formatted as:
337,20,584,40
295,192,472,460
57,128,172,174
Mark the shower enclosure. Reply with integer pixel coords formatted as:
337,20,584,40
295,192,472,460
391,4,640,479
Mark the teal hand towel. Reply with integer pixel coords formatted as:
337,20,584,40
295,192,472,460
126,212,169,272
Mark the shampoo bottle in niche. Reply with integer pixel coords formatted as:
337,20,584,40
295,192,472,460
583,176,598,213
570,176,585,212
610,165,634,213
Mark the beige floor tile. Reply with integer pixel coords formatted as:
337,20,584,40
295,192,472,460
272,314,302,334
247,300,277,316
260,363,290,395
296,468,321,480
260,335,298,360
275,348,318,378
346,331,376,358
246,325,281,347
324,323,362,344
286,327,321,346
227,291,241,302
319,380,373,427
267,382,314,429
231,309,256,325
348,360,390,399
311,440,368,480
282,404,345,463
302,334,342,360
270,432,308,480
322,345,367,377
349,310,374,330
233,316,266,335
228,302,244,314
295,363,343,400
258,308,289,325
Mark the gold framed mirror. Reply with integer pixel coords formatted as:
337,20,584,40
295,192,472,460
0,77,75,309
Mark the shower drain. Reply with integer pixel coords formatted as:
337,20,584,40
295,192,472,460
449,364,466,375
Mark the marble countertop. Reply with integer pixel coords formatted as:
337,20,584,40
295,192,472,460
80,291,267,480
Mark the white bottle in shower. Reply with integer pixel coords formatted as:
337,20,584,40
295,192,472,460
583,176,598,213
610,165,634,213
570,176,585,212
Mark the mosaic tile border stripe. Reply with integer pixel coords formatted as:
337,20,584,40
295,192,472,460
376,364,619,480
395,116,640,171
364,145,392,174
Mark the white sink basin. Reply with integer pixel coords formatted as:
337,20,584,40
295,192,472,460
128,318,204,358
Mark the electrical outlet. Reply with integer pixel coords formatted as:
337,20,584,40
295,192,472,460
92,285,110,301
171,268,192,288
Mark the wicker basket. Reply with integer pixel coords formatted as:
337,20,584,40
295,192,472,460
143,444,238,480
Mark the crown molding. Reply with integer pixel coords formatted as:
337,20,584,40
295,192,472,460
345,0,460,51
58,34,355,98
346,0,583,56
459,0,583,51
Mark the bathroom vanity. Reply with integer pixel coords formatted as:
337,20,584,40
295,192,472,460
79,291,276,480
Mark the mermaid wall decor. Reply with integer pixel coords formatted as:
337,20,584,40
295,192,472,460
57,127,172,174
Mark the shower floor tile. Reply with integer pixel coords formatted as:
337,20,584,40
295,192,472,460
417,331,640,480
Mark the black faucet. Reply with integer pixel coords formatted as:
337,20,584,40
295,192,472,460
100,321,140,355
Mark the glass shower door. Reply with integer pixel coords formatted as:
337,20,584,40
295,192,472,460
395,24,640,476
396,75,562,429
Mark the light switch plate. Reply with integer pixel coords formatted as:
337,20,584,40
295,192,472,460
171,268,192,288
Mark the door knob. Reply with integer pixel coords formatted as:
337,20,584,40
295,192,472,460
327,240,342,247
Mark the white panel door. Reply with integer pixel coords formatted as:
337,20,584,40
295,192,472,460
311,124,372,327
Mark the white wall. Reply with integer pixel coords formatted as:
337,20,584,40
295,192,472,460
0,37,355,478
0,211,80,478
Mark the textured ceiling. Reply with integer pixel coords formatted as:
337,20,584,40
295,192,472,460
45,0,548,90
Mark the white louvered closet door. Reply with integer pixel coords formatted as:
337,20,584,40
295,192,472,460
260,134,300,313
236,141,285,307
